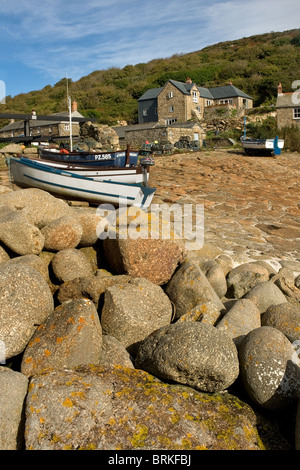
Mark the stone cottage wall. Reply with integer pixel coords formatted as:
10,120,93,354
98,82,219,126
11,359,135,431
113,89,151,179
157,82,187,123
277,108,300,129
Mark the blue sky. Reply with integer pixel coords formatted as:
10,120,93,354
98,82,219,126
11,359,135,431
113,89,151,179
0,0,299,98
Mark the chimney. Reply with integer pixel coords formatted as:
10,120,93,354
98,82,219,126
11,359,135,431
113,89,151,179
229,80,233,85
186,77,192,84
71,100,78,112
277,83,283,95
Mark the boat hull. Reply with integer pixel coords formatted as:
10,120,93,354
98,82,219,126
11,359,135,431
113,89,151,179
39,148,139,167
9,157,156,208
21,157,148,184
241,138,284,156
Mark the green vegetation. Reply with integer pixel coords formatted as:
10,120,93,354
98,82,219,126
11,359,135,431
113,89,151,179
1,29,300,127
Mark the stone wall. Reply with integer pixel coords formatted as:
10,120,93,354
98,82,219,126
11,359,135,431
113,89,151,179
277,108,300,129
157,82,187,123
124,123,205,148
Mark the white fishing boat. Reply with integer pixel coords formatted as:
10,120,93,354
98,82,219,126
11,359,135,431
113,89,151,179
241,117,284,156
240,136,285,156
8,157,156,208
19,156,151,185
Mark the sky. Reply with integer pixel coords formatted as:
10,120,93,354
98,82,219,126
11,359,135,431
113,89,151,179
0,0,299,99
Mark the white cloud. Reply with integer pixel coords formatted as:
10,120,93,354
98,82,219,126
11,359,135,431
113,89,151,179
1,0,299,92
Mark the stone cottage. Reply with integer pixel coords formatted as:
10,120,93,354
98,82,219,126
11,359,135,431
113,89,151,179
0,101,83,140
276,82,300,129
138,78,253,125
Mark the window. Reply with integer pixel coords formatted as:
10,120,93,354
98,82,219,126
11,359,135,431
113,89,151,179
143,109,148,116
219,99,233,105
293,108,300,119
206,100,212,106
192,91,198,103
243,98,249,107
166,118,177,125
64,124,70,131
169,106,174,113
196,106,201,113
168,91,174,99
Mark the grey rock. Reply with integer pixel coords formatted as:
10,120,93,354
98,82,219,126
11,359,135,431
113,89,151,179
0,242,10,265
135,322,239,393
0,254,50,283
226,262,269,299
100,335,134,369
56,274,131,305
214,254,235,276
71,207,102,247
0,188,72,228
279,260,300,274
165,259,224,320
261,303,300,342
296,400,300,450
238,326,300,411
0,209,44,255
51,248,94,283
0,264,54,359
296,274,300,289
41,215,83,251
101,277,173,355
21,299,102,377
0,367,28,450
271,267,300,301
216,299,261,346
25,365,265,450
195,257,227,298
244,281,287,313
176,300,222,326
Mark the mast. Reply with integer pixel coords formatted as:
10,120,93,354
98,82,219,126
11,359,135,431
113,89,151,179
68,95,73,152
66,77,73,151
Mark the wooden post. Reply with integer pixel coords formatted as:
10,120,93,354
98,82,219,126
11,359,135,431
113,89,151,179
125,144,130,166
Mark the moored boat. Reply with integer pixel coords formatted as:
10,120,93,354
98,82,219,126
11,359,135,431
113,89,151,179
19,156,151,185
39,147,139,167
8,157,156,208
240,136,284,156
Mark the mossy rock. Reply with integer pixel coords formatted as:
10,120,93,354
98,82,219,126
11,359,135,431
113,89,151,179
25,365,290,450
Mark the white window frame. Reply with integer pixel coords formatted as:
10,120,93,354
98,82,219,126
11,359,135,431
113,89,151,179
219,99,233,105
293,108,300,119
168,91,174,99
166,118,177,125
142,109,148,116
206,100,212,106
192,91,198,103
169,105,174,113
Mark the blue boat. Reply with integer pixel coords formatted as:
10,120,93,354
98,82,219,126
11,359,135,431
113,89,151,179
39,147,139,167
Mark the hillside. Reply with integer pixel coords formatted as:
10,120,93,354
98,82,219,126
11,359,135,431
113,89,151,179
2,28,300,126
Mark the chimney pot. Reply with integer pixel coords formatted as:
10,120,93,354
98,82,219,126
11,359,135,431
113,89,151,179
71,100,78,112
277,82,283,94
186,77,192,84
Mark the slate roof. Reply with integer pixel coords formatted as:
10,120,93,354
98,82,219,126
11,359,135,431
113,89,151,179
208,84,252,100
138,87,163,101
276,93,296,108
138,80,253,102
197,86,214,99
0,110,84,133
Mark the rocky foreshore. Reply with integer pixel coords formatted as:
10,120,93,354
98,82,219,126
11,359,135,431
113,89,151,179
0,182,299,451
